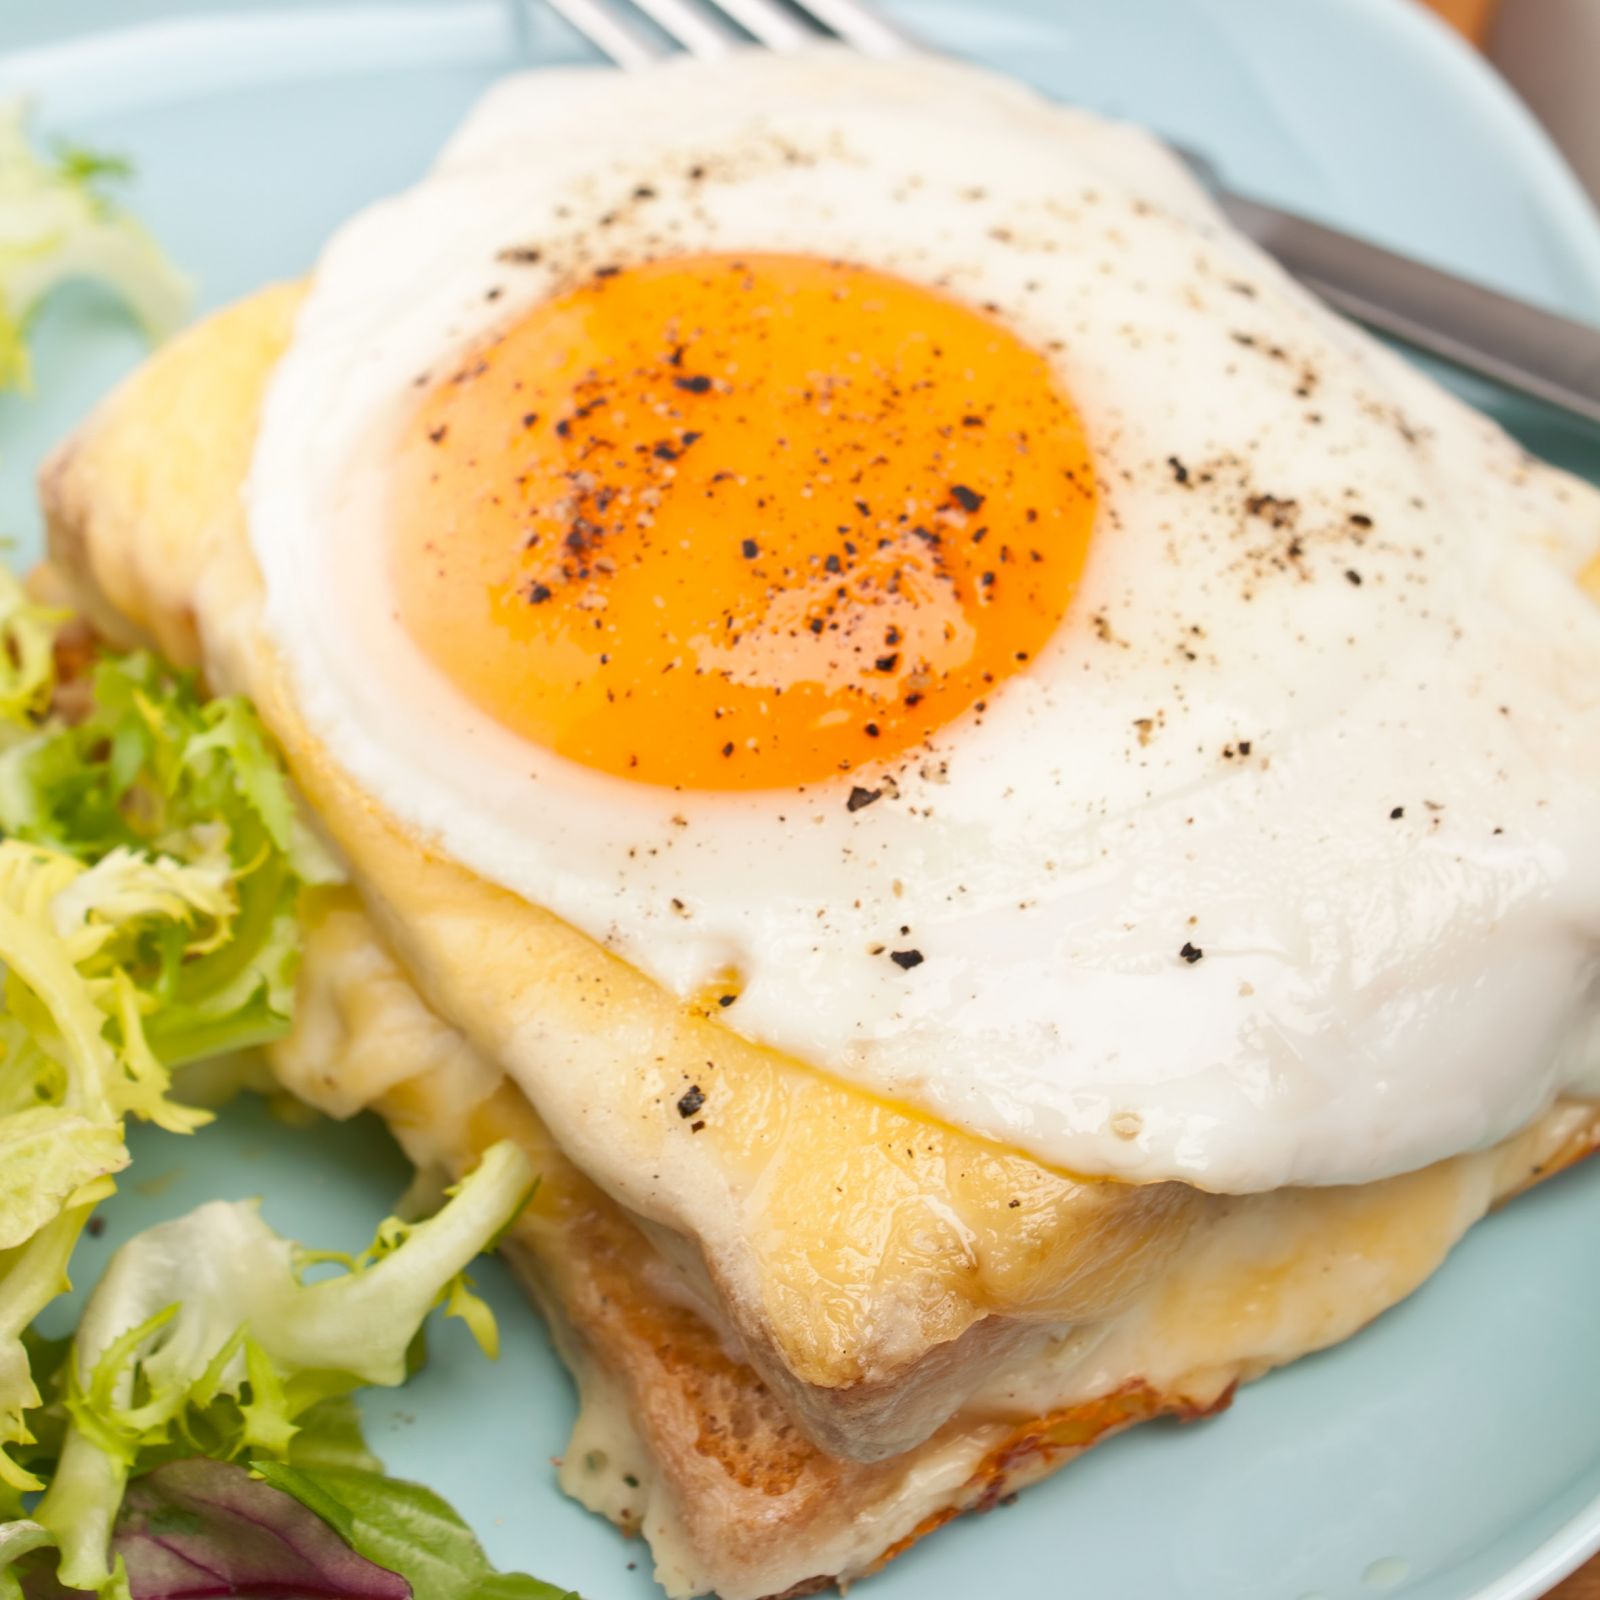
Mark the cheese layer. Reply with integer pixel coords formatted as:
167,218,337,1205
268,885,1600,1600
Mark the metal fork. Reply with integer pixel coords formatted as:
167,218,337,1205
538,0,1600,427
544,0,912,64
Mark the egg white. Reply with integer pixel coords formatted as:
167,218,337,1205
247,49,1600,1192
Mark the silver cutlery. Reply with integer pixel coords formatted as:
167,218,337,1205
538,0,1600,428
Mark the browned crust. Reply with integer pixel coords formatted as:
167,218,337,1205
865,1381,1237,1578
487,1106,1600,1598
869,1127,1600,1590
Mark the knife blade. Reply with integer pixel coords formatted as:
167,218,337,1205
1211,188,1600,426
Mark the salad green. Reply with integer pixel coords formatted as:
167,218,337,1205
0,567,341,1501
8,1143,537,1598
0,557,560,1600
68,1457,413,1600
0,110,571,1600
0,103,186,394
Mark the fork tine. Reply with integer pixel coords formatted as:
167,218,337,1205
704,0,820,51
540,0,915,70
545,0,670,66
785,0,914,55
627,0,747,56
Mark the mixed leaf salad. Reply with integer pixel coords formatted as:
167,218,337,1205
0,109,569,1600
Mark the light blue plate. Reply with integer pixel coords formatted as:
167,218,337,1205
2,4,1599,1597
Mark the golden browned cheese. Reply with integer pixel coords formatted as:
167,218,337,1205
1582,549,1600,602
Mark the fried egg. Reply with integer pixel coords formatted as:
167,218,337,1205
246,50,1600,1192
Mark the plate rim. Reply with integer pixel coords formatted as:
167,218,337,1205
2,3,1598,1597
1490,1515,1600,1600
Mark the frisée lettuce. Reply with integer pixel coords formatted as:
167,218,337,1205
0,573,338,1495
0,114,570,1600
0,103,187,394
34,1141,534,1593
0,587,559,1596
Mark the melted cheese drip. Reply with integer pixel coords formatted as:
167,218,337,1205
270,895,1599,1600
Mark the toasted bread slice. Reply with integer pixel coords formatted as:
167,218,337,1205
273,890,1600,1598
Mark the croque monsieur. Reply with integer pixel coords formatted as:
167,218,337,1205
36,51,1600,1599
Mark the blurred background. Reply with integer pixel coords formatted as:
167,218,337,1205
1429,0,1599,201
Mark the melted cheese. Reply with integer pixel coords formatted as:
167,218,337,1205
273,893,1599,1598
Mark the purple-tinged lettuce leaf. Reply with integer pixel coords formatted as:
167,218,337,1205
34,1142,532,1595
250,1463,578,1600
114,1459,410,1600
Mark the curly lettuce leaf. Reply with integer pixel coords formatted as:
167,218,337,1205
0,1522,52,1600
0,1112,123,1257
0,575,64,736
30,1141,532,1594
0,650,339,1064
0,625,340,1490
0,1192,110,1502
0,103,186,394
0,834,243,1492
0,647,334,872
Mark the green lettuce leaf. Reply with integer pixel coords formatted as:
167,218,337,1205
0,1519,53,1600
31,1140,533,1593
0,103,186,394
0,574,64,736
0,1191,110,1501
282,1396,383,1475
103,1458,411,1600
0,624,340,1492
251,1462,578,1600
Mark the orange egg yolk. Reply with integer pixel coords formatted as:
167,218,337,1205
392,253,1097,790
